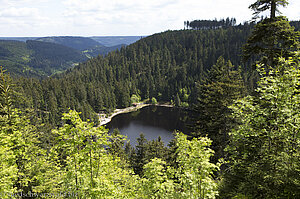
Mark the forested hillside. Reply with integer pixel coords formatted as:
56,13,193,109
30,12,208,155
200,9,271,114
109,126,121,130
36,36,129,58
1,0,300,198
82,44,126,57
0,40,88,77
0,37,137,78
26,40,88,76
36,36,102,51
90,36,142,47
17,25,254,126
0,40,35,76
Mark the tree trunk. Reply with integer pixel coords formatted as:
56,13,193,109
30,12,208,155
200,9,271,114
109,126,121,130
271,0,276,18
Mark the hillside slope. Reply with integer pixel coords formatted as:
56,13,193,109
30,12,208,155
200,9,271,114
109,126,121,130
27,40,88,75
18,26,254,125
90,36,142,47
36,36,127,57
36,36,102,51
0,40,36,76
0,40,88,77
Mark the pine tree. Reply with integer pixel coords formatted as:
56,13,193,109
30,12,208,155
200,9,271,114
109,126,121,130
133,134,148,176
243,0,300,69
249,0,288,19
193,57,245,161
243,16,300,68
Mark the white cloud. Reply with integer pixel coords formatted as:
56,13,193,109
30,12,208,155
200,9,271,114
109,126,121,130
0,7,40,17
60,0,186,35
59,0,256,35
0,0,299,36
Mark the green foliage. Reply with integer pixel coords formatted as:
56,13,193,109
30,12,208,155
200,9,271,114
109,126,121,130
176,88,190,107
0,40,88,78
139,158,175,198
290,20,300,31
52,109,139,198
49,112,219,198
130,134,169,177
17,26,254,127
151,97,158,105
243,16,300,68
193,57,245,161
0,68,17,197
83,44,125,57
27,40,87,76
0,67,13,119
0,72,221,198
175,132,220,199
0,69,61,198
220,56,300,198
0,139,17,198
131,94,141,104
35,36,102,51
186,18,237,30
139,132,220,199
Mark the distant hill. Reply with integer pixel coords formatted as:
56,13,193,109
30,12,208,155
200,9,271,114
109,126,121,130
0,40,88,77
0,36,144,77
27,40,88,75
0,37,39,42
90,36,143,47
0,36,143,47
35,36,130,57
0,40,36,76
36,36,102,51
83,44,126,57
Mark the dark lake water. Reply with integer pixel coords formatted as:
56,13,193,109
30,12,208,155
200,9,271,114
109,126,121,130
106,105,192,146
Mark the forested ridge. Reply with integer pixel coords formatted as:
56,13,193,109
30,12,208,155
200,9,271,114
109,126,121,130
35,36,103,51
1,0,300,198
36,36,126,58
0,40,87,78
17,25,255,126
17,20,300,127
0,37,131,79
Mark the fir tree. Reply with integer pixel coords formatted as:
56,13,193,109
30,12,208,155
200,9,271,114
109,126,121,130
193,57,245,161
243,0,300,69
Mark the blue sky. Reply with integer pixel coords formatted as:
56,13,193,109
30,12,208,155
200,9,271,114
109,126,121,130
0,0,299,37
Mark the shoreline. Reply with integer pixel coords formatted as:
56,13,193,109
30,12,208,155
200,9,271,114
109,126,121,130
98,103,174,126
98,103,151,126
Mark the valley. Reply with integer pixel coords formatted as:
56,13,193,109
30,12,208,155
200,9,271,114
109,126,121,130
1,0,300,198
0,36,141,77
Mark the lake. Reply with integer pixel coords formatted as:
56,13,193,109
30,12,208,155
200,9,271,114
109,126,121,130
105,105,193,146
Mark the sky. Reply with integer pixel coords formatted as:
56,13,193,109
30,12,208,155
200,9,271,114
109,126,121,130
0,0,299,37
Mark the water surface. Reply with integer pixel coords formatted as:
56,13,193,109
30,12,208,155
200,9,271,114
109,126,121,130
106,105,192,146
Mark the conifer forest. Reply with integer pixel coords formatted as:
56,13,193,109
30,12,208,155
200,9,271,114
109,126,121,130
0,0,300,198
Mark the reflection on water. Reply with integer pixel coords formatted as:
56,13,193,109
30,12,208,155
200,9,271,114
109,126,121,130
106,105,192,146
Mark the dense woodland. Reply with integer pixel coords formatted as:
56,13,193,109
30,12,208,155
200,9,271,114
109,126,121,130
0,37,127,78
36,37,125,58
185,18,239,30
1,0,300,198
17,18,300,127
0,40,87,77
36,37,103,51
16,23,256,127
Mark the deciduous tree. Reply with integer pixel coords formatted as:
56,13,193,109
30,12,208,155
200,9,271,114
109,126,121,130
220,56,300,198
